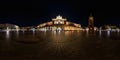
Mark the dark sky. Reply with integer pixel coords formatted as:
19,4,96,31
0,0,120,27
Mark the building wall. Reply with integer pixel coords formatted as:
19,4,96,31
37,15,82,31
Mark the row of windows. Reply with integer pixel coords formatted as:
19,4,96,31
54,21,64,24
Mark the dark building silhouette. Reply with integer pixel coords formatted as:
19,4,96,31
88,13,94,30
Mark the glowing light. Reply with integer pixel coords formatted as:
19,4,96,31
99,30,102,37
56,15,62,19
15,25,19,29
107,30,110,37
39,23,46,27
74,24,81,27
66,22,70,25
16,30,19,38
94,27,97,31
52,15,66,21
90,17,94,20
32,29,35,35
57,27,62,31
40,28,47,31
86,28,89,31
115,28,120,32
6,27,10,40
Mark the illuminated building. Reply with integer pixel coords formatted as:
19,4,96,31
0,23,20,30
37,15,82,31
101,25,119,31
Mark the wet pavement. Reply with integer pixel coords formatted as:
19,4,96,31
0,31,120,60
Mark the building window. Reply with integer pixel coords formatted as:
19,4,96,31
54,21,64,24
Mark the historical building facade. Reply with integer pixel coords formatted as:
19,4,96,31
37,15,82,31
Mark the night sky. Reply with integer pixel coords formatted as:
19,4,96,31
0,0,120,27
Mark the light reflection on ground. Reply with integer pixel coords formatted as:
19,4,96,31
0,31,120,60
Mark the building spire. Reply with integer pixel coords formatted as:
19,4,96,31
56,15,62,19
88,12,94,31
52,15,67,21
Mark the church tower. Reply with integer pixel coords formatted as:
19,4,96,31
88,13,94,30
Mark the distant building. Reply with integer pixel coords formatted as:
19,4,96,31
101,25,118,30
37,15,82,31
88,13,94,30
0,23,19,30
20,26,37,31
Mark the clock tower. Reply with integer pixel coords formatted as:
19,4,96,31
88,13,94,30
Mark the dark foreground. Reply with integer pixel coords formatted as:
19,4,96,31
0,31,120,60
